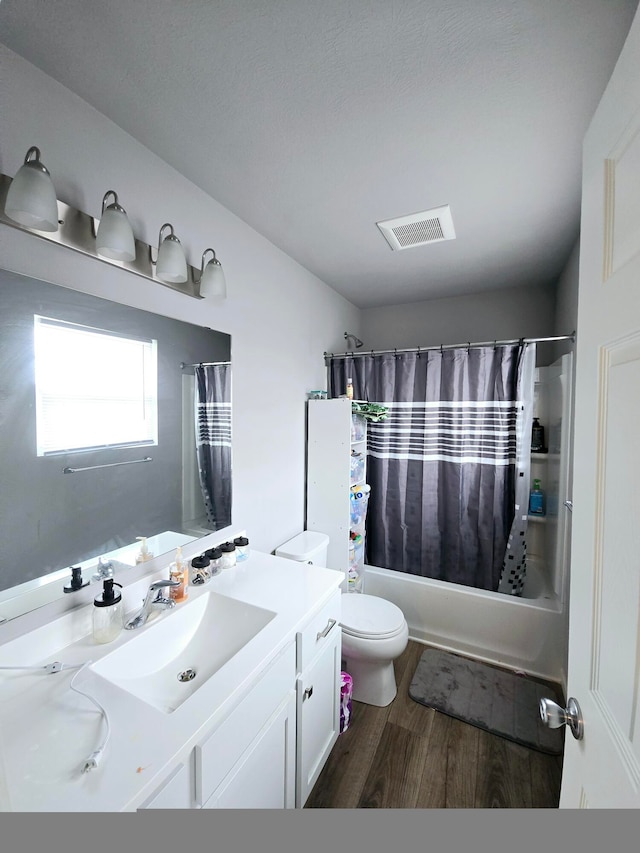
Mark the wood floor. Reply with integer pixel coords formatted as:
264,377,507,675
305,640,564,809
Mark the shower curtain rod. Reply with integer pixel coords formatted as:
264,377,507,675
324,332,575,361
180,360,231,368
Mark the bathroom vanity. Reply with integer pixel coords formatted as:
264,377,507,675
0,545,343,811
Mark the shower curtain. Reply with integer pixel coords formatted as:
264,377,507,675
497,343,536,594
194,363,232,531
329,344,532,592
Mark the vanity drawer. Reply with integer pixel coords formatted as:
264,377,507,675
194,642,295,807
296,589,341,673
139,760,194,809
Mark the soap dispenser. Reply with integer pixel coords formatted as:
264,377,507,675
135,536,154,564
92,578,123,644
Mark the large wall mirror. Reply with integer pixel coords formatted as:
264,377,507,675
0,269,232,624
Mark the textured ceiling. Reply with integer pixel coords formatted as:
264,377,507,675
1,0,638,308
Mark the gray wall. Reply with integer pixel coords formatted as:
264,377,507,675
0,44,361,576
360,282,558,365
0,270,230,591
553,236,580,361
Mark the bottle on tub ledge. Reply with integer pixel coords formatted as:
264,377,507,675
529,479,546,516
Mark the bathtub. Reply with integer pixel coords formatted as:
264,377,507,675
362,557,568,686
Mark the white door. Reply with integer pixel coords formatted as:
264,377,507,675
557,6,640,808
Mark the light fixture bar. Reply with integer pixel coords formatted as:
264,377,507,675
0,174,204,299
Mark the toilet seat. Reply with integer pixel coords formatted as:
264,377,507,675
340,593,406,640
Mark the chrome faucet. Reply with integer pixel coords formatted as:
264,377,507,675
92,557,114,582
124,579,180,630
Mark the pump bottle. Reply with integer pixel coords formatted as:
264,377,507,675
92,578,124,644
135,536,154,564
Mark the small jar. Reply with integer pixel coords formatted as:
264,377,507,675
205,546,223,576
233,536,250,562
219,541,237,569
191,554,211,585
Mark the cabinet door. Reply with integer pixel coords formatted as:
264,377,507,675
195,643,295,806
296,625,341,807
202,690,296,809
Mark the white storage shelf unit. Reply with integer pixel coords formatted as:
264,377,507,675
527,354,573,601
306,398,367,587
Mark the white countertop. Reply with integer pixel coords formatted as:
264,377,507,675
0,550,343,812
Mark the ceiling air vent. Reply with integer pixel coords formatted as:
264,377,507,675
376,205,456,251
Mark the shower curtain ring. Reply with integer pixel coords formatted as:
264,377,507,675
417,346,421,358
467,342,471,353
440,344,444,355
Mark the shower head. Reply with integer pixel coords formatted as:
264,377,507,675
344,332,363,350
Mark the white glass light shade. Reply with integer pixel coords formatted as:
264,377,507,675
96,191,136,262
156,223,188,284
4,147,58,232
200,259,227,298
198,249,227,298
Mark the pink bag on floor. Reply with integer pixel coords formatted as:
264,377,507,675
340,671,353,733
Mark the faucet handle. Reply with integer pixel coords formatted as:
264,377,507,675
150,579,180,591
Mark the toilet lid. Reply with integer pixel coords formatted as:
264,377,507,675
340,594,406,640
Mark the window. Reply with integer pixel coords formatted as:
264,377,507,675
34,316,158,456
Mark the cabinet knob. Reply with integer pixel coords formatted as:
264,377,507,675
316,618,337,641
303,686,314,701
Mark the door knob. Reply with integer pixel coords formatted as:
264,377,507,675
539,696,584,740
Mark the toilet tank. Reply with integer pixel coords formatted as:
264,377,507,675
275,531,330,567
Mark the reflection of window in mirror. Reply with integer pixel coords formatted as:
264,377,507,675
33,316,158,455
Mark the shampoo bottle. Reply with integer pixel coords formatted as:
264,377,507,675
529,479,546,516
169,545,188,602
531,418,546,452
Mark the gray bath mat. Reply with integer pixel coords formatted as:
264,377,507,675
409,648,564,755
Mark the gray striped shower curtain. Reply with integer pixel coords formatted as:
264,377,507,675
329,345,528,592
194,363,232,530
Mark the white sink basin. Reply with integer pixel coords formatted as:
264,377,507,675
91,590,276,713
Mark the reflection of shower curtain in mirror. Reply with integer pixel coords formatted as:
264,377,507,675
329,345,527,592
194,364,232,530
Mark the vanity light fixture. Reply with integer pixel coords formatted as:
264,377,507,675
197,248,227,299
95,190,136,262
0,144,208,299
3,146,59,232
156,222,188,284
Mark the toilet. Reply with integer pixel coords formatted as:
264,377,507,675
275,531,409,707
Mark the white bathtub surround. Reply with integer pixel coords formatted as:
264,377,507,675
0,550,343,811
363,557,566,687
